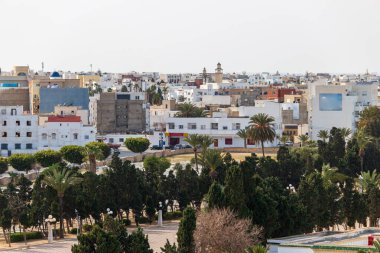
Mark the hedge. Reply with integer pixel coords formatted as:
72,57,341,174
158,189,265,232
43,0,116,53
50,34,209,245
10,231,43,242
70,228,78,234
0,157,8,174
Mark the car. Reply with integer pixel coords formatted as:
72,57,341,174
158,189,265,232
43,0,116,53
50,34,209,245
277,143,285,147
285,141,294,146
112,148,120,155
183,144,192,149
150,145,163,150
174,144,185,150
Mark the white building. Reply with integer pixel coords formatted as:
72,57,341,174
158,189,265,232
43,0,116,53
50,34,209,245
0,106,39,156
38,115,96,150
309,81,378,140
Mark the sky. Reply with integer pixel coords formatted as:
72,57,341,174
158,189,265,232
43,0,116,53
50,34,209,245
1,0,380,74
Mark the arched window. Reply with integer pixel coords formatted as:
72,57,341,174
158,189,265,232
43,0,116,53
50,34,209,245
52,133,56,140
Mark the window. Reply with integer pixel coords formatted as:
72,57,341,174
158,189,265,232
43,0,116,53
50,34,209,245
26,120,31,126
73,133,78,140
84,135,89,140
42,133,47,140
15,143,21,150
119,138,124,142
52,133,57,139
179,125,184,129
233,123,241,130
26,132,32,137
201,125,206,130
211,123,218,130
1,109,5,115
11,109,16,115
1,143,8,150
168,123,175,129
225,138,233,145
109,138,114,143
16,120,20,126
223,126,228,130
247,138,255,145
15,132,20,137
2,121,6,126
1,132,7,137
26,143,33,149
362,91,368,96
188,123,196,129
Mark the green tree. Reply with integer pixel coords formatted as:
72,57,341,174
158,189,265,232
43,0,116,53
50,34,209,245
237,128,250,148
42,165,82,238
207,182,225,209
249,113,276,157
126,227,153,253
177,207,196,253
176,164,201,210
356,130,373,173
0,157,8,174
298,134,309,147
358,106,380,137
121,85,128,92
245,245,268,253
8,154,34,173
34,149,62,167
200,149,223,180
175,103,207,118
125,138,150,154
60,145,86,164
161,239,178,253
224,165,246,214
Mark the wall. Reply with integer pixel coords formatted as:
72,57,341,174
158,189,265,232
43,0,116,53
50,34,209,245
40,88,89,113
0,88,30,111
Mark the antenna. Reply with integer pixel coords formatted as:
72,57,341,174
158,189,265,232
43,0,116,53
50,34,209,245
42,62,44,72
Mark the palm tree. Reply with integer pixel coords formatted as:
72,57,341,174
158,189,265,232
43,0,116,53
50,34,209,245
279,135,288,145
357,170,380,193
356,130,373,173
317,130,329,143
42,165,82,238
184,134,202,172
248,113,276,157
162,86,169,100
199,135,213,160
84,143,104,173
320,164,347,186
237,128,249,148
175,103,196,117
340,127,352,141
200,149,224,179
298,134,309,147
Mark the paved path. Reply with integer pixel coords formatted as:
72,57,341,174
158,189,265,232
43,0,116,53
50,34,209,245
1,222,179,253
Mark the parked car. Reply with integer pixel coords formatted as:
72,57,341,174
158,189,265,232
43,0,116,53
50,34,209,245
112,148,120,155
285,141,294,146
174,144,185,150
150,145,163,150
183,144,192,149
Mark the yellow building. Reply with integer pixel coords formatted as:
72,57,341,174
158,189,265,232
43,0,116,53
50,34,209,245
77,74,101,88
12,66,30,76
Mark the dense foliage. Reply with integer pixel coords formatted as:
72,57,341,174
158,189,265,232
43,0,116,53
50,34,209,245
124,138,150,154
34,149,62,167
8,154,35,172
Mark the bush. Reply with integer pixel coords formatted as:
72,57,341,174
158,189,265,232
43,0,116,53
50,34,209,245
124,138,150,154
0,157,8,174
138,216,150,224
8,154,35,172
82,224,93,232
60,145,85,164
34,150,62,167
164,211,183,220
85,142,111,160
70,228,78,234
122,219,131,226
10,231,43,242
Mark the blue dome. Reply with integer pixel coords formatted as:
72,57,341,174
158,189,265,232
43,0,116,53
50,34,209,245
50,71,61,78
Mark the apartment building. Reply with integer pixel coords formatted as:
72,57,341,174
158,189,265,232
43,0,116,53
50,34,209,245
0,106,38,156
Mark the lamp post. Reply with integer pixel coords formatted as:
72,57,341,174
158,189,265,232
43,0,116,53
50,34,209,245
75,209,80,238
45,215,56,243
158,202,163,227
107,208,113,216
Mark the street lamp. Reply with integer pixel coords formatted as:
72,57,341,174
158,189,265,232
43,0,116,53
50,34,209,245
75,209,80,238
158,202,163,227
45,215,56,243
286,184,296,193
107,208,113,216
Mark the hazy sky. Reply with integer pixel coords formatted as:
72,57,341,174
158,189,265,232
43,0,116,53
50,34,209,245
1,0,380,74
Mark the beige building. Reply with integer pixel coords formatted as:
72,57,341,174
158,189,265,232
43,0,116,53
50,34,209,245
77,74,101,88
96,92,146,134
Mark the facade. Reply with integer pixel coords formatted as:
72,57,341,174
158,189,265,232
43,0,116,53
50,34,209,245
96,92,146,134
150,100,177,131
0,106,38,156
0,87,30,111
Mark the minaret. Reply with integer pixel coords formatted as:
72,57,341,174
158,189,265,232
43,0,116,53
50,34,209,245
202,67,207,84
215,62,223,83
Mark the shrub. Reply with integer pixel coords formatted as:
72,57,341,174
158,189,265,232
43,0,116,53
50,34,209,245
82,224,93,232
8,154,35,172
70,228,78,234
164,211,183,220
60,145,85,164
122,219,131,226
124,138,150,154
138,216,150,224
10,231,43,242
0,157,8,174
34,150,62,167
